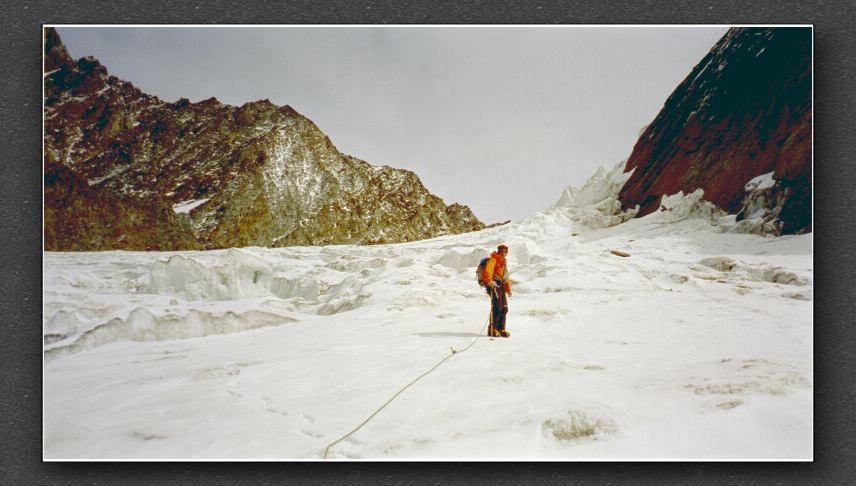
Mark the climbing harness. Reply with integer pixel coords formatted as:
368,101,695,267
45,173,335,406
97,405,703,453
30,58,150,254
322,310,492,459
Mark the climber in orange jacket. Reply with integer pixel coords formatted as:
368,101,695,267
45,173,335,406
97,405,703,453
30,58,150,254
484,244,512,338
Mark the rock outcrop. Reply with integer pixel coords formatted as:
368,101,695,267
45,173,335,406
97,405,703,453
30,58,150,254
43,28,484,251
619,27,811,234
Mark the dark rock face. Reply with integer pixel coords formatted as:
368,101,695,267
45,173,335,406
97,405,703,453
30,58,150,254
43,28,484,251
619,27,811,234
44,161,201,251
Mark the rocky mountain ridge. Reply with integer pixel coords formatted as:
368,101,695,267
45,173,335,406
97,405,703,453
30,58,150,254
44,28,484,251
618,27,811,235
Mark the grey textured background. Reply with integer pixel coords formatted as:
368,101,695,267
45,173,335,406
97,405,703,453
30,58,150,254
3,1,854,484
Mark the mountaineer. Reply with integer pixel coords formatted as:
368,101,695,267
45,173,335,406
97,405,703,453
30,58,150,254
483,244,512,338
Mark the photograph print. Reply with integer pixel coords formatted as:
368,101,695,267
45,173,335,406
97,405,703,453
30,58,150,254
43,25,812,460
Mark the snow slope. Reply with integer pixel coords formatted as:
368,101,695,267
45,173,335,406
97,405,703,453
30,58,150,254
43,165,812,460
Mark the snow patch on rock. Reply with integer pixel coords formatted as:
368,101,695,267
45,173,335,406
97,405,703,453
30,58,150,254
733,171,787,235
172,198,210,214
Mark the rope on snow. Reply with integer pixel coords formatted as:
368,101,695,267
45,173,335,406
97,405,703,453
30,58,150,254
322,309,491,459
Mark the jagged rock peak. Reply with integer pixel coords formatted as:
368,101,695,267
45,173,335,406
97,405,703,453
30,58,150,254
43,27,485,250
44,27,74,72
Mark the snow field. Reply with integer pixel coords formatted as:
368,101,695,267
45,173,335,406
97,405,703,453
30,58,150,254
43,166,812,460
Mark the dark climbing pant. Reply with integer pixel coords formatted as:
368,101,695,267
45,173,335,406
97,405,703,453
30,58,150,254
489,283,508,332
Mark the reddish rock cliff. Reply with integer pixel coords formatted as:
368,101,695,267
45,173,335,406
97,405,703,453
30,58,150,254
619,27,811,234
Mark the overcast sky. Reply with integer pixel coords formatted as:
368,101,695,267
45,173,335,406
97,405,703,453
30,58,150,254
56,26,728,224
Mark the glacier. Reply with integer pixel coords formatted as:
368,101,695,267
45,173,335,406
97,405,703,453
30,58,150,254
43,163,812,460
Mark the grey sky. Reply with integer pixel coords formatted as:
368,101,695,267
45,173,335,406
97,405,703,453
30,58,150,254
55,26,728,224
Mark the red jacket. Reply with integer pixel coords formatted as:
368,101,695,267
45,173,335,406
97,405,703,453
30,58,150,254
484,251,512,293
